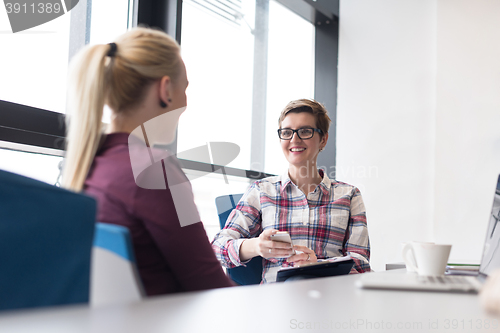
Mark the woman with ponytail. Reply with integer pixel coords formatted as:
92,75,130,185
63,27,233,295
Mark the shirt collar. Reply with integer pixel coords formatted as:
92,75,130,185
280,172,294,193
318,169,332,194
97,132,129,153
280,169,331,195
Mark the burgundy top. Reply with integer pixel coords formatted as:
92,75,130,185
84,133,233,296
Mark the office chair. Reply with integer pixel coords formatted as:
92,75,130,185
0,169,96,311
215,194,262,285
91,223,145,306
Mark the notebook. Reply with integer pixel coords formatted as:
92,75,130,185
357,174,500,293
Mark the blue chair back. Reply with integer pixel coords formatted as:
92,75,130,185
91,223,144,306
215,194,262,285
0,169,96,311
94,223,137,263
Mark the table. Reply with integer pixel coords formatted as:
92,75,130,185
0,270,498,333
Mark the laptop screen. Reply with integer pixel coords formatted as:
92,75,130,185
479,174,500,276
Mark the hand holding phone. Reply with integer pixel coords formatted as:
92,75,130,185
269,231,295,258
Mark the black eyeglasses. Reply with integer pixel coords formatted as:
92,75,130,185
277,128,322,140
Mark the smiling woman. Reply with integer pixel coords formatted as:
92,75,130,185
212,99,371,283
278,99,330,194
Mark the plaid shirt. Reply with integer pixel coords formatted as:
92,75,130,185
212,170,371,283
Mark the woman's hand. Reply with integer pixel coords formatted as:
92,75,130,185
286,245,317,266
240,229,295,261
257,229,295,259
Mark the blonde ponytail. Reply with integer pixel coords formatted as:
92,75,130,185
62,28,181,192
62,44,109,191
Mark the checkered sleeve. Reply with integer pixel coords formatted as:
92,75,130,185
211,182,263,268
343,187,371,273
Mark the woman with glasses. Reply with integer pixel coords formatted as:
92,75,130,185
212,99,371,283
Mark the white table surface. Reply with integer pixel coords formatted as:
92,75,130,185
0,270,498,333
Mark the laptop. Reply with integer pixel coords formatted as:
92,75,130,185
357,174,500,293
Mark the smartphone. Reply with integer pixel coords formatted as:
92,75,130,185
271,231,293,244
270,231,295,258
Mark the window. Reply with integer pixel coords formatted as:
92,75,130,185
0,0,131,182
178,0,315,176
0,0,130,114
264,0,315,175
89,0,131,45
0,147,62,184
0,7,71,113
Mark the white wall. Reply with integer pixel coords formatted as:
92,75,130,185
337,0,500,272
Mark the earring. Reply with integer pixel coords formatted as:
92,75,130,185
160,100,167,108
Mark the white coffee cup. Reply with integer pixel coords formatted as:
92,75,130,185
400,242,423,272
402,242,452,276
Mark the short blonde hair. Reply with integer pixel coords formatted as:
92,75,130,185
63,27,182,191
278,99,331,137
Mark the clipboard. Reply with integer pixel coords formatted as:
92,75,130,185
276,258,355,282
